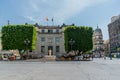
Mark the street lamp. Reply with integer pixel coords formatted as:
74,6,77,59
24,38,30,47
69,39,75,51
24,38,30,59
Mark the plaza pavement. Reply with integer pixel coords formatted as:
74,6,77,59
0,58,120,80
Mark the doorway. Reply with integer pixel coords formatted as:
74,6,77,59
48,46,53,55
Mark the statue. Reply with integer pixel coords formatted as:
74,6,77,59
48,49,52,56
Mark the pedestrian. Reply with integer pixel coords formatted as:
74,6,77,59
104,55,106,60
109,53,112,60
103,52,106,60
92,54,94,60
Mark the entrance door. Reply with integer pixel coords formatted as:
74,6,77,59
48,46,53,55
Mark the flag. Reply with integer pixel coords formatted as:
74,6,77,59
46,17,49,21
51,18,53,22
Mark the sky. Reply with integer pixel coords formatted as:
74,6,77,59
0,0,120,40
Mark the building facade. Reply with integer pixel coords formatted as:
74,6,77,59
34,24,66,56
103,40,110,55
108,15,120,53
93,26,104,57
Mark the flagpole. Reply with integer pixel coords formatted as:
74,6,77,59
47,21,48,26
8,20,10,25
52,17,54,26
46,17,49,26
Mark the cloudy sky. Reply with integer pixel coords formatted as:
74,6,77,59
0,0,120,40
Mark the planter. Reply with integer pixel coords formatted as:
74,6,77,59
9,56,15,61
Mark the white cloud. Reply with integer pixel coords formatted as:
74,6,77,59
26,16,35,22
26,16,40,23
24,0,110,25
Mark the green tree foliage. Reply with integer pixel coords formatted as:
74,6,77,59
64,26,93,53
2,24,36,51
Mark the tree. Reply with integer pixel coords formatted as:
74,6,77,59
1,24,36,58
64,26,93,54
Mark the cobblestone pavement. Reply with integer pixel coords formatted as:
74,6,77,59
0,58,120,80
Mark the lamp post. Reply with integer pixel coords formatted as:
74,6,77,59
96,41,101,57
69,39,75,51
24,38,30,59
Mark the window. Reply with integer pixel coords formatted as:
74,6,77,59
56,29,59,33
41,46,45,53
48,38,53,43
56,46,59,52
41,29,45,33
48,30,50,33
41,37,45,42
55,37,60,43
48,29,53,33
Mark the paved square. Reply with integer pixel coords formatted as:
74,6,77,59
0,58,120,80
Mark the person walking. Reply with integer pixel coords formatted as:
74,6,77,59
91,54,94,60
109,53,112,60
103,52,106,60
